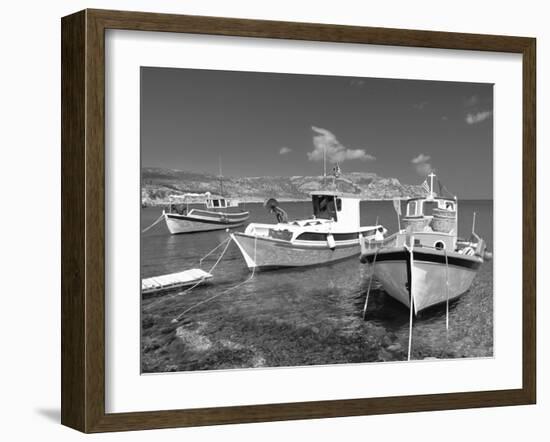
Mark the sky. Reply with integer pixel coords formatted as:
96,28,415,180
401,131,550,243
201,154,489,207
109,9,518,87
141,67,493,199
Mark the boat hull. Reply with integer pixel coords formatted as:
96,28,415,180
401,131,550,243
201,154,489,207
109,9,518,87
362,247,482,313
231,232,363,270
164,211,248,234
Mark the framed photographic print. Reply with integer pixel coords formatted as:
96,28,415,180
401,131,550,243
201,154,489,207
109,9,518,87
61,9,536,433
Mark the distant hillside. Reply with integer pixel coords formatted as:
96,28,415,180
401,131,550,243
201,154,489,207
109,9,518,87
141,167,426,206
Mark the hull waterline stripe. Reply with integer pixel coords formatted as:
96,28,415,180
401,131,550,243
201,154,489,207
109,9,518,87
232,233,362,250
166,213,249,225
362,249,482,270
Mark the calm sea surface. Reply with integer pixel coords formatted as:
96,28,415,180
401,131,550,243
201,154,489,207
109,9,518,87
141,200,493,373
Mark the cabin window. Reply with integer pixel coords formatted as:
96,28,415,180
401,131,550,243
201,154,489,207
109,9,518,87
422,201,438,216
297,232,358,241
435,241,445,250
443,201,455,211
296,232,327,241
407,201,418,216
219,199,226,208
212,200,219,207
312,195,338,221
336,198,342,211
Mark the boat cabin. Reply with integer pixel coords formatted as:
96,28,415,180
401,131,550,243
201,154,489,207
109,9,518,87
168,192,240,215
393,173,459,250
405,197,456,217
398,196,458,251
310,191,360,231
205,196,239,209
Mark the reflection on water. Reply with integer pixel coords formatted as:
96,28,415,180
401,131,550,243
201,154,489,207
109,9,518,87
141,200,493,373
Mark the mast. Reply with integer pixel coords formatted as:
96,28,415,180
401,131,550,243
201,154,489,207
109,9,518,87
323,146,327,185
218,156,224,197
428,171,436,199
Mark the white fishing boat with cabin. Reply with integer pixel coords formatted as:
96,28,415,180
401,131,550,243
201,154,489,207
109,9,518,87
359,173,491,314
231,190,386,271
162,160,249,234
163,192,249,234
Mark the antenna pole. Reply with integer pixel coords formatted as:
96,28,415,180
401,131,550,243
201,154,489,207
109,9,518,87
218,156,224,196
428,172,435,198
323,146,327,184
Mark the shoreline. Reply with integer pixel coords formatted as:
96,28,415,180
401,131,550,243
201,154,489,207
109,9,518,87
142,198,398,207
141,197,494,208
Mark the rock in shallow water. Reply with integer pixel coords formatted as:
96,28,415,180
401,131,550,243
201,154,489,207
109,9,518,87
176,327,212,351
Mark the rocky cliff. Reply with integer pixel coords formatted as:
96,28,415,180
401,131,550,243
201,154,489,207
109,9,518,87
141,167,425,206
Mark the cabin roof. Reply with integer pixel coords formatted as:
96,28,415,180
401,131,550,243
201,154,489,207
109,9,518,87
310,190,361,199
406,196,456,202
170,193,224,200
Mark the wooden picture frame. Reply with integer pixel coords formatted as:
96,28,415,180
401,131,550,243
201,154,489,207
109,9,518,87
61,9,536,433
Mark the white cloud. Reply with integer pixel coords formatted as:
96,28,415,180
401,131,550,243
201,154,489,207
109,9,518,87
411,153,432,176
279,146,292,155
307,126,375,164
411,154,431,164
465,110,492,125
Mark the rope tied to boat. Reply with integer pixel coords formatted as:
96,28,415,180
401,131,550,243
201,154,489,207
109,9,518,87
143,236,232,312
177,237,233,297
362,243,379,320
171,236,257,323
444,248,450,334
199,236,232,269
405,237,415,361
141,212,165,233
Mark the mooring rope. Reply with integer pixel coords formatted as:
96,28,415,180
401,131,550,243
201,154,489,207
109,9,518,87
179,237,232,296
408,291,414,362
141,213,165,233
171,236,257,323
406,238,415,361
143,236,232,312
362,245,379,320
444,248,450,334
199,236,232,269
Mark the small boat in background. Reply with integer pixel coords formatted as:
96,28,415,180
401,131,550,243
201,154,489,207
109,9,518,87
163,192,249,234
231,190,386,271
360,173,491,314
163,159,249,234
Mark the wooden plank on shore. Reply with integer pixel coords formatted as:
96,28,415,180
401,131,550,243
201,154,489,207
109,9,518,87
141,269,213,295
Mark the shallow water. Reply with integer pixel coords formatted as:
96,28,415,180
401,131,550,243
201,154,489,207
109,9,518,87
141,200,493,373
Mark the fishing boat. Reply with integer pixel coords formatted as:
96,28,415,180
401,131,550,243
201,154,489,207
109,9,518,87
163,159,249,234
359,173,491,314
231,190,387,271
163,192,249,234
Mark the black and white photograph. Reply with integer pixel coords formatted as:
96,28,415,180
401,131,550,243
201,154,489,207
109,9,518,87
140,67,494,373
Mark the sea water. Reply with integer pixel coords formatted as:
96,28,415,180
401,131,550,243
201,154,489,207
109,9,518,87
140,200,493,372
